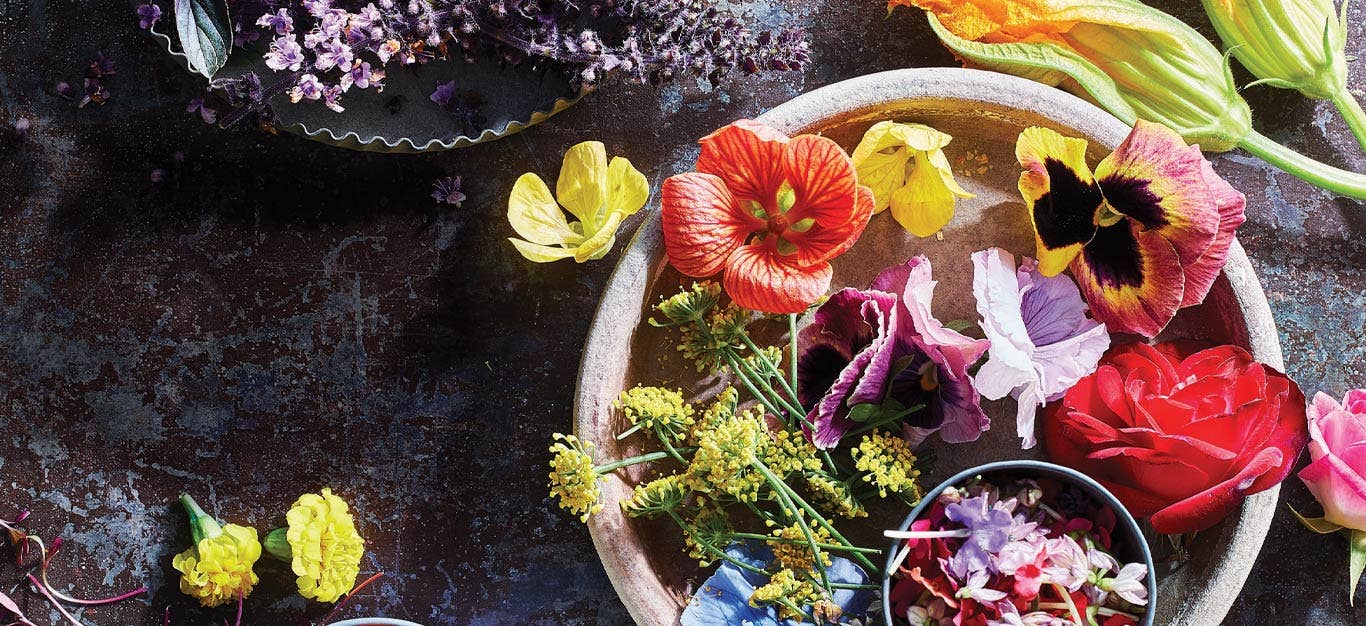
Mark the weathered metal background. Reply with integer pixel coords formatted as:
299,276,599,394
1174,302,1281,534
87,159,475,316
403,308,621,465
0,0,1360,624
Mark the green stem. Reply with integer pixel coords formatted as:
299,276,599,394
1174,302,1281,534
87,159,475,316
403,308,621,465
830,582,880,590
755,462,832,593
774,599,816,623
727,349,807,421
1330,88,1366,152
659,437,689,465
724,351,793,425
1239,130,1366,200
730,532,884,554
596,450,681,474
665,511,767,576
615,423,644,440
754,460,880,575
738,332,801,408
788,314,800,399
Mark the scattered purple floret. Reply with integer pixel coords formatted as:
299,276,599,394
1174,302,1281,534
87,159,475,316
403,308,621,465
187,95,218,124
432,176,465,207
137,3,162,29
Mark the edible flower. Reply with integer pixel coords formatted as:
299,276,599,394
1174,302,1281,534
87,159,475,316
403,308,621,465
1293,389,1366,603
798,256,990,448
172,494,262,608
661,119,875,314
850,121,974,237
680,541,874,625
1014,121,1246,337
548,434,604,521
264,488,366,603
1045,342,1307,534
507,140,649,263
970,247,1109,448
895,0,1366,200
1199,0,1365,148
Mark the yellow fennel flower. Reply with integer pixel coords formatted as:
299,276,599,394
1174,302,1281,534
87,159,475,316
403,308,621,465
173,494,262,608
851,430,922,499
265,488,366,603
507,141,649,263
548,433,604,522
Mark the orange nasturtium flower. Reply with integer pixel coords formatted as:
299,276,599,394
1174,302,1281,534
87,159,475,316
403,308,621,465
660,120,874,314
1016,121,1245,337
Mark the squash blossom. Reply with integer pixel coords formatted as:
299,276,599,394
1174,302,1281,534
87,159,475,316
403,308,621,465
172,494,262,608
507,140,649,263
264,488,366,603
1200,0,1366,148
850,121,974,237
895,0,1366,200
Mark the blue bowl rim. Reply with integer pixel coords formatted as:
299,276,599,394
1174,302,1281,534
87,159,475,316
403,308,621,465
880,459,1157,626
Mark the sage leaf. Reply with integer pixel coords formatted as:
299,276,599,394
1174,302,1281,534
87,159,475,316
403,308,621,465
174,0,232,79
1351,529,1366,606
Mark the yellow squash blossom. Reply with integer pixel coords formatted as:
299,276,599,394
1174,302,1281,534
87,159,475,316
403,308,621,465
892,0,1366,200
507,141,649,263
265,488,366,603
850,121,974,237
173,494,262,608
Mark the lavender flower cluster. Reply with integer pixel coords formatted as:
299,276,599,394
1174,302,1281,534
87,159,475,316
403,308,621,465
142,0,809,119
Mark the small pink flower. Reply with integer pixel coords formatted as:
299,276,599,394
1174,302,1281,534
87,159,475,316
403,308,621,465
1299,390,1366,530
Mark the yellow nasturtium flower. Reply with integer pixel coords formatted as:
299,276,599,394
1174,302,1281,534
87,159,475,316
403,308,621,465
172,494,262,608
508,141,649,263
265,488,366,603
850,121,973,237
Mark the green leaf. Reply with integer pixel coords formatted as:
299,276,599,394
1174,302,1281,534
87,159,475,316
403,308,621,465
1289,505,1345,534
926,13,1139,125
847,403,880,424
174,0,232,79
1351,529,1366,606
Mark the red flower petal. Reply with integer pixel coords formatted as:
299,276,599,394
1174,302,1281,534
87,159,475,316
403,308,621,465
782,134,860,226
1149,446,1285,534
781,185,875,267
1070,221,1184,337
722,243,832,314
696,119,789,207
660,173,758,277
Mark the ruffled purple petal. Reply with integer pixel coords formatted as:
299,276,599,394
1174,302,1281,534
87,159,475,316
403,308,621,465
799,288,897,449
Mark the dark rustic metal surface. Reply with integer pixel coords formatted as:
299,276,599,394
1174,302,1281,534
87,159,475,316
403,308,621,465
0,1,1361,625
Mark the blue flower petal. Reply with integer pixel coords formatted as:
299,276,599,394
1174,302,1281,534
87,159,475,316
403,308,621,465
680,541,875,626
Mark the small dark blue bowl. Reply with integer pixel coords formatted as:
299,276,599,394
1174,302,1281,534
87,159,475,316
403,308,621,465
881,460,1157,626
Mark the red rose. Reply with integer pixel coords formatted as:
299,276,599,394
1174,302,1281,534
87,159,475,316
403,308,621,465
1044,342,1307,534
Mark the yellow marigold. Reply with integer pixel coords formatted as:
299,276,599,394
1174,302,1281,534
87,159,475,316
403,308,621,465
173,495,261,608
267,488,366,603
851,430,922,499
548,433,603,522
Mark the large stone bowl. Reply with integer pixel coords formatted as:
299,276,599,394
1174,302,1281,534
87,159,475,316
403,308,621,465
574,68,1281,626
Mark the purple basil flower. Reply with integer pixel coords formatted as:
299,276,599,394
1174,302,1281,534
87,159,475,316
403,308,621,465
186,96,217,124
136,3,162,29
150,168,167,183
12,118,30,138
429,80,457,108
432,176,465,206
265,35,304,71
323,85,345,112
944,495,1013,579
88,52,116,78
256,9,293,35
339,60,381,91
290,74,323,102
313,38,353,71
798,256,991,449
302,0,333,18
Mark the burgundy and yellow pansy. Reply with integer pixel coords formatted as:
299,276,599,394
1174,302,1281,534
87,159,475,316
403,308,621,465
1016,120,1246,337
660,120,875,314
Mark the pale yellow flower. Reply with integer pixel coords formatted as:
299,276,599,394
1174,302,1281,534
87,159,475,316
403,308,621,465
508,141,649,263
267,488,366,603
851,121,974,237
173,495,262,608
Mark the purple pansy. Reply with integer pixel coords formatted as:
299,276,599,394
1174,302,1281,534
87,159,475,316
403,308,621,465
136,3,161,29
798,256,991,449
970,247,1110,448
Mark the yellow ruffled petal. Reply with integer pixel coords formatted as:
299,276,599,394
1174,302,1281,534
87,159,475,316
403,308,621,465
510,238,578,263
1015,126,1100,276
851,121,912,213
285,488,365,604
173,523,262,607
606,156,649,217
556,141,609,227
890,122,954,153
890,157,957,237
508,172,582,247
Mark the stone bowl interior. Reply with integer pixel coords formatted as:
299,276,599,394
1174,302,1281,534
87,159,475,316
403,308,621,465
574,68,1282,626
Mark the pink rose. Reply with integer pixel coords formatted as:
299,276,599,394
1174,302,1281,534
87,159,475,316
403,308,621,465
1299,390,1366,530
